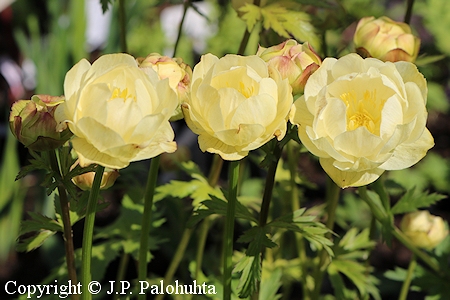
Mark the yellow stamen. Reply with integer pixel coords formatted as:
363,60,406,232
340,89,385,135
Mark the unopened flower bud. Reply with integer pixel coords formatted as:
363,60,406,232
9,95,72,151
71,160,119,191
257,39,321,95
137,53,192,121
353,16,420,62
400,211,448,250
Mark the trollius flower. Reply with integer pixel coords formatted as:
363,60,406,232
55,53,178,169
182,53,292,160
290,53,433,187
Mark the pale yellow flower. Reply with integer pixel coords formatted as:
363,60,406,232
290,53,433,188
257,39,321,95
55,53,178,169
182,53,292,160
354,16,420,63
400,211,448,250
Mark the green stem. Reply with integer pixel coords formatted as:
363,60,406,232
81,165,105,300
312,178,340,299
237,0,261,55
138,155,161,300
398,254,416,300
113,253,130,300
259,143,283,227
359,187,441,275
173,0,191,57
392,227,440,274
118,0,127,53
48,150,79,300
372,178,390,215
223,160,240,300
404,0,415,24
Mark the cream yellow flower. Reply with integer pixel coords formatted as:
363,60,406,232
182,53,292,160
353,16,420,63
400,211,448,250
55,53,178,169
290,53,433,188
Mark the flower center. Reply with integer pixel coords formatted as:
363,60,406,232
238,81,255,98
340,89,385,135
110,87,136,102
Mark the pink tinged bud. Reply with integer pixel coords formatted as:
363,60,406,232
257,39,322,95
9,95,72,151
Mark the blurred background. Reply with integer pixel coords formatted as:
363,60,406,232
1,0,449,299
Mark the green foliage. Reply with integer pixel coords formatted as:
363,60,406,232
239,1,320,49
234,255,262,298
268,208,333,255
95,195,165,261
391,187,446,215
418,0,450,55
188,195,258,227
328,228,380,300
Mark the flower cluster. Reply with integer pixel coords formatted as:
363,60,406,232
9,15,432,190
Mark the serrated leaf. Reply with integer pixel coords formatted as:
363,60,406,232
259,3,320,49
237,226,277,256
239,3,262,32
268,209,334,256
19,212,62,235
329,259,381,300
391,188,446,215
154,178,222,207
16,230,56,252
338,228,375,252
234,255,261,298
187,195,257,227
